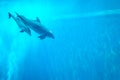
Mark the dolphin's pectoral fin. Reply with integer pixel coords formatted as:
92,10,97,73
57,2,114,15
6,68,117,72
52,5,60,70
20,29,24,33
38,34,46,39
27,28,31,36
36,17,41,23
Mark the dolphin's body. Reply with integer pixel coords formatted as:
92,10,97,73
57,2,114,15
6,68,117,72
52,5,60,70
16,13,54,39
8,12,31,35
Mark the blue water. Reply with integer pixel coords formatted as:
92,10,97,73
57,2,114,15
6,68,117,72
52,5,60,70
0,0,120,80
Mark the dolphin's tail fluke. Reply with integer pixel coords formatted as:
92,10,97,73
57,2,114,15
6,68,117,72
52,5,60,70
8,12,12,19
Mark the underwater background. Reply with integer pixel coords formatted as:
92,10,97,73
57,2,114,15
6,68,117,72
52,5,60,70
0,0,120,80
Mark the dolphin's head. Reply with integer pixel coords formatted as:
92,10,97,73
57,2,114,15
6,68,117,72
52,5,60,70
47,31,55,39
15,12,21,17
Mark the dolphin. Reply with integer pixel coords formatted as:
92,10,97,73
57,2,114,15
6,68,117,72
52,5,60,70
15,12,54,39
8,12,31,35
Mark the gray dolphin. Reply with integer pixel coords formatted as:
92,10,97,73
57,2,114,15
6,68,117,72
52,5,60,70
15,12,54,39
8,12,31,35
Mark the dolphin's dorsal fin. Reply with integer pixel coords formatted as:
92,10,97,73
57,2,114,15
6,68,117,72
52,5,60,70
36,17,41,23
